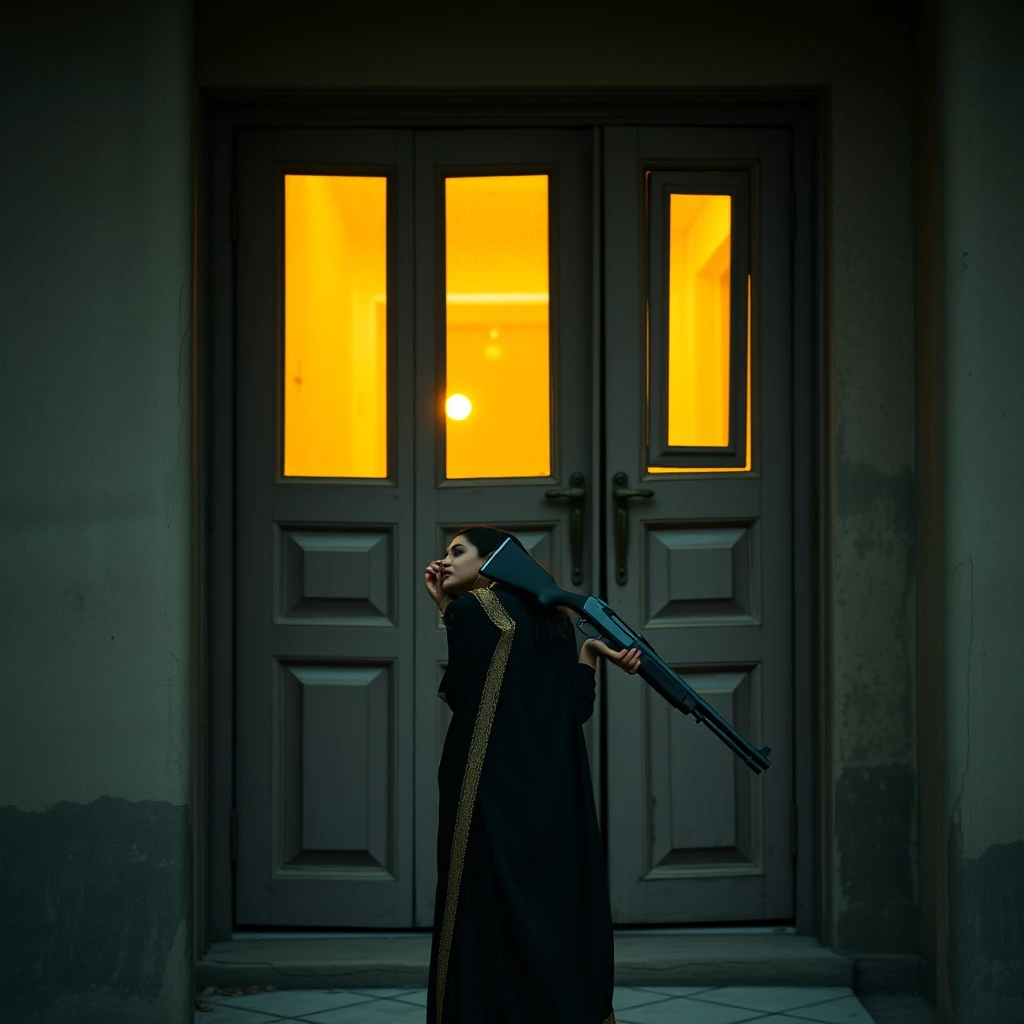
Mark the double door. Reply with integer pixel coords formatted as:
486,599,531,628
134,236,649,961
233,125,794,928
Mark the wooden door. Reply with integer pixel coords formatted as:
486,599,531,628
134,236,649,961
602,127,795,923
229,121,798,930
234,128,418,926
232,127,597,929
410,129,598,926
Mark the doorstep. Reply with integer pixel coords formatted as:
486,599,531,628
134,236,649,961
196,932,853,992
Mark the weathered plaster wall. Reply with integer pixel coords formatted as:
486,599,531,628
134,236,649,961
197,0,919,951
937,0,1024,1020
0,1,194,1021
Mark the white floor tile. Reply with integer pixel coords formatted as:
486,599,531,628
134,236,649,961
348,989,417,999
613,987,676,1010
205,990,374,1017
387,990,428,1007
616,995,766,1024
194,1004,288,1024
750,1018,818,1024
692,987,854,1013
298,1000,426,1023
198,984,877,1024
787,995,875,1024
634,987,716,995
634,986,718,997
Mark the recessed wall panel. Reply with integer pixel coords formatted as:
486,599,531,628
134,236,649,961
274,662,394,877
646,522,760,625
278,527,393,625
645,666,762,878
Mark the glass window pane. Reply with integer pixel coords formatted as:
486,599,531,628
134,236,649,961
668,193,731,447
649,193,751,475
445,175,550,479
284,175,387,478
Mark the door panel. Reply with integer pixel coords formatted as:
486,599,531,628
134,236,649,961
603,127,794,922
230,122,798,931
235,128,417,926
412,129,597,926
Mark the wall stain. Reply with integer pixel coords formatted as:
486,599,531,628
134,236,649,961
948,810,1024,1024
0,796,189,1023
836,765,916,952
834,443,916,762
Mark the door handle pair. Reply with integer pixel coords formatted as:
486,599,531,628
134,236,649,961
613,472,653,586
544,472,654,587
545,472,586,585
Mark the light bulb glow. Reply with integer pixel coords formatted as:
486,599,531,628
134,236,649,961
446,394,472,420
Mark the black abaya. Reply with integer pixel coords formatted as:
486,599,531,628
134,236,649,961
427,584,616,1024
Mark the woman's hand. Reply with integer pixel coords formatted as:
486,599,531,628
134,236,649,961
580,638,642,675
424,560,452,614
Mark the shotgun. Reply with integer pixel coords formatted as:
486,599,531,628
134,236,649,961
479,537,772,774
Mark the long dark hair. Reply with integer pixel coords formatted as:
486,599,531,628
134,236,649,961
451,525,575,649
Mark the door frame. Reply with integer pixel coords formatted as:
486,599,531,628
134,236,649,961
196,89,827,952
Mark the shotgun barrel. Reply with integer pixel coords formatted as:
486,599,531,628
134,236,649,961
480,538,772,774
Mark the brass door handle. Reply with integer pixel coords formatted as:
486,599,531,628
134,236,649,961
545,472,586,586
613,472,653,586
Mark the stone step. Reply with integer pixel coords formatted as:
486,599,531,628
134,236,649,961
614,932,852,988
197,932,854,992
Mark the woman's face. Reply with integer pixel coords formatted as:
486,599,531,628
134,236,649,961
441,535,488,597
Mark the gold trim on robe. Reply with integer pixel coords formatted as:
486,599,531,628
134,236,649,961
435,587,515,1024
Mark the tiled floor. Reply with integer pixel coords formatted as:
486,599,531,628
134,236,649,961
196,985,895,1023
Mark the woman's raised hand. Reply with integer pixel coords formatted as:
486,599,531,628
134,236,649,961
582,638,642,675
424,560,444,604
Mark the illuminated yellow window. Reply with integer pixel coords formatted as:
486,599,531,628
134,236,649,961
283,175,387,478
649,195,751,474
445,175,551,479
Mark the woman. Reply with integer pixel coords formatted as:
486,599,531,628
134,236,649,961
423,526,641,1024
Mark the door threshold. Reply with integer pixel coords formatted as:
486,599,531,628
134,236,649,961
198,931,850,991
229,924,797,941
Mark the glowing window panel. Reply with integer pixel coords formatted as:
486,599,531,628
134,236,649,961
283,175,387,478
649,194,750,474
444,175,551,479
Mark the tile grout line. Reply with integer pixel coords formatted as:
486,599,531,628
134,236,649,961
785,992,870,1011
685,991,859,1014
200,1004,311,1021
613,997,678,1009
199,995,383,1022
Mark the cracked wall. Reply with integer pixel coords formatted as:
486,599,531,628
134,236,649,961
938,0,1024,1020
0,0,194,1020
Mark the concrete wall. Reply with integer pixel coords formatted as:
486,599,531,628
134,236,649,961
934,0,1024,1020
196,0,919,953
0,1,194,1021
